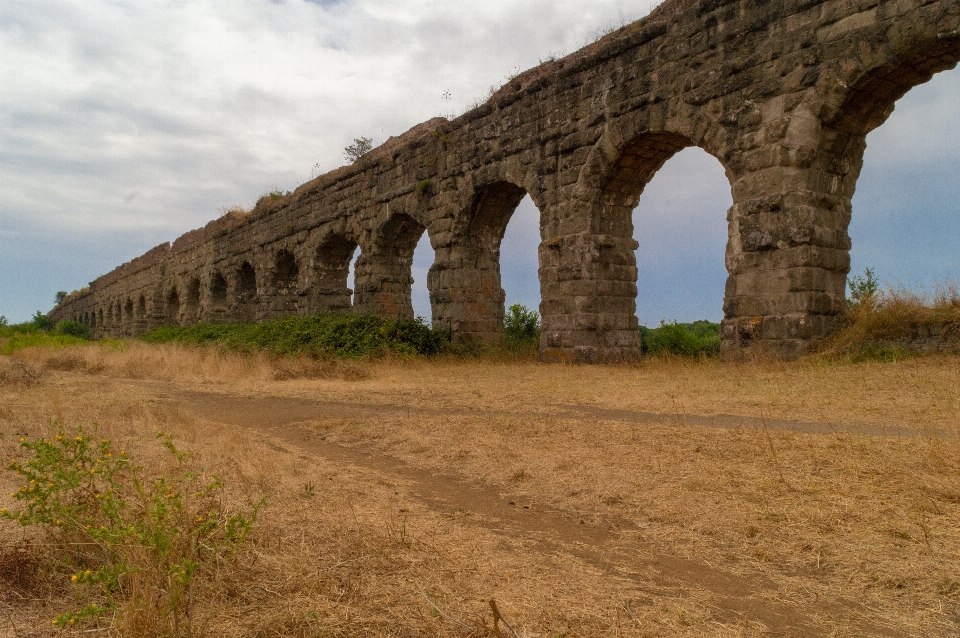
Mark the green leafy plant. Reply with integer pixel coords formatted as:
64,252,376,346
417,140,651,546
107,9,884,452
344,137,374,163
32,311,54,332
416,178,433,195
3,426,263,634
55,291,68,305
503,303,540,347
0,315,7,327
847,267,880,310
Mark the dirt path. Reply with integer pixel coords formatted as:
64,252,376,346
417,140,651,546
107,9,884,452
137,383,913,637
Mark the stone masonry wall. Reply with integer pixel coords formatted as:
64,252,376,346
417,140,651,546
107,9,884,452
50,0,960,362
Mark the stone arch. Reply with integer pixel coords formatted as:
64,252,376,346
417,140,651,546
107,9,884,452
543,131,733,360
184,278,201,322
353,212,426,319
97,308,103,329
313,233,358,314
430,180,534,339
813,44,960,321
166,287,181,324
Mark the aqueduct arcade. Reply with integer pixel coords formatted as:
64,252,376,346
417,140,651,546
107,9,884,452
49,0,960,361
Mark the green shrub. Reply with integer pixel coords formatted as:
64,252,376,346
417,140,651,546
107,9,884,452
141,313,449,359
639,319,721,357
503,304,540,342
3,426,262,632
32,311,55,332
54,320,92,339
847,267,879,310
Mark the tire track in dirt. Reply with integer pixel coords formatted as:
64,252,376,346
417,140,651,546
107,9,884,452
150,386,909,637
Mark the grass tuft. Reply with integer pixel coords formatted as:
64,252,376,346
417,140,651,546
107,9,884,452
821,280,960,360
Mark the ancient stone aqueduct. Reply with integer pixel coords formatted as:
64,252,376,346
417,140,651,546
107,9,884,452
49,0,960,361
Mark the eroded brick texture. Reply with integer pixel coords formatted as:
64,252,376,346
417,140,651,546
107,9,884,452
50,0,960,362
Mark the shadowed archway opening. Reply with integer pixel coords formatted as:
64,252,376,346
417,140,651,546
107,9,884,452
273,250,299,293
500,194,541,317
411,232,435,322
185,278,201,322
166,288,180,324
316,235,358,314
210,272,228,308
136,296,147,331
124,299,134,333
236,262,257,303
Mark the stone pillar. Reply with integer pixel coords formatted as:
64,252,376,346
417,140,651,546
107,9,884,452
428,241,505,340
352,251,416,320
428,181,529,341
310,236,356,315
721,103,858,359
352,213,424,320
538,231,641,363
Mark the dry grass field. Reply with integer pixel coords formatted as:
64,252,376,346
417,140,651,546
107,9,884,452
1,341,959,637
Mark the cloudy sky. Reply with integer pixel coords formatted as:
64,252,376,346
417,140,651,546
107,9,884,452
2,0,958,325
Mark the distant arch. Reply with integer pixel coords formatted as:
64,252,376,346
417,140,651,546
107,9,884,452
236,262,257,303
123,299,134,334
273,249,299,292
136,296,147,333
209,271,228,308
166,287,181,324
185,278,201,321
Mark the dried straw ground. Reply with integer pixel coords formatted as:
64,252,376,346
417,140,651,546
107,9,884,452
2,342,959,637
